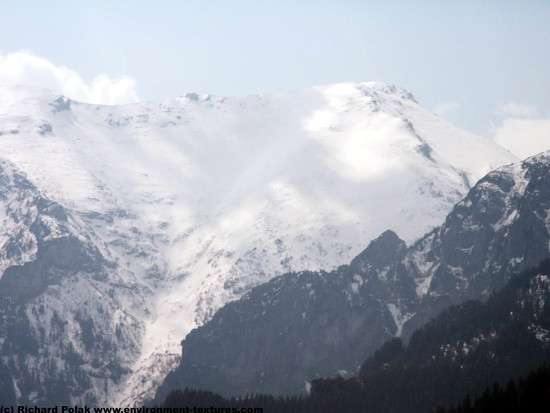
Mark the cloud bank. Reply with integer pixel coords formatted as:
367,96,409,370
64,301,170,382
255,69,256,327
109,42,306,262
495,102,538,118
493,118,550,160
492,102,550,160
0,51,139,105
433,101,461,117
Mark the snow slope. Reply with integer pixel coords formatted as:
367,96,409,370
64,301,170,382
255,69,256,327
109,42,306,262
0,82,517,404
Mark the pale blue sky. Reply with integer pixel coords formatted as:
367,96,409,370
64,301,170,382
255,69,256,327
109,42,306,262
1,0,549,141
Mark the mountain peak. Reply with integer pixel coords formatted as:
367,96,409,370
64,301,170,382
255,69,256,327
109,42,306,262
350,230,407,271
314,81,416,100
0,81,518,405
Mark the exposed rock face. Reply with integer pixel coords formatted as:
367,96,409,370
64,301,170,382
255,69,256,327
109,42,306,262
155,151,550,400
402,151,550,333
350,230,407,271
158,271,396,398
322,259,550,413
0,160,145,406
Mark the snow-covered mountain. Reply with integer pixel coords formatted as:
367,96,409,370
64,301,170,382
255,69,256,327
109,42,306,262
155,151,550,400
0,82,516,405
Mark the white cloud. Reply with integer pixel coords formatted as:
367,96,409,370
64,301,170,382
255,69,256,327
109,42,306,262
495,102,538,118
433,101,461,117
493,117,550,160
0,50,139,105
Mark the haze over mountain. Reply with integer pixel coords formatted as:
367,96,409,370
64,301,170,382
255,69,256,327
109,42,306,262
0,82,516,405
156,151,550,400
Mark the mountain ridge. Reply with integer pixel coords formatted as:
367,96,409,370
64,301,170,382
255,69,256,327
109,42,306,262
0,81,517,404
155,150,550,401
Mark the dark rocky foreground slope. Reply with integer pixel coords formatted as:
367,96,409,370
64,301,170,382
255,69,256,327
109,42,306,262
162,259,550,413
353,259,550,412
155,151,550,400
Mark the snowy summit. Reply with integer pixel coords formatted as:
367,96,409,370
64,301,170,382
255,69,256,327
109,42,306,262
0,82,517,405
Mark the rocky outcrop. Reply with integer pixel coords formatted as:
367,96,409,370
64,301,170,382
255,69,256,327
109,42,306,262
0,160,144,406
